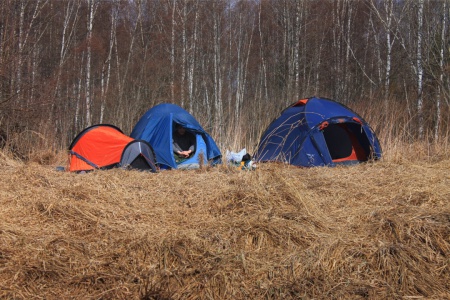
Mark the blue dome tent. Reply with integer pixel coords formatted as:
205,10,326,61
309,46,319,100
254,97,382,167
131,103,222,169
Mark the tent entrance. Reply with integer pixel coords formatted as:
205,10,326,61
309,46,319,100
322,123,370,163
127,155,153,170
174,133,208,168
120,140,158,172
172,127,198,165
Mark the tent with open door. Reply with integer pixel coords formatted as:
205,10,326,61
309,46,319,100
69,124,157,172
131,103,222,169
254,96,382,167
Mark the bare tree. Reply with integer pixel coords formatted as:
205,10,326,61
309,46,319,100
16,0,47,106
100,0,118,123
187,0,199,114
435,1,447,140
171,0,177,102
213,0,223,132
233,1,255,122
85,0,97,127
257,0,269,106
0,0,448,151
54,0,80,126
417,0,424,139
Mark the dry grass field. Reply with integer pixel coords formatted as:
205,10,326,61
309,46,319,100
0,148,449,299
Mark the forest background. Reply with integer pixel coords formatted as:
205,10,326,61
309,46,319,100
0,0,448,159
1,1,450,298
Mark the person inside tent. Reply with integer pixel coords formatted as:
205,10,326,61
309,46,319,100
173,124,196,163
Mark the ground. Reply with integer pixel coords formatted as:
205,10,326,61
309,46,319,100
0,155,449,299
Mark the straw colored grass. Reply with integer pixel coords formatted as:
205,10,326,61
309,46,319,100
0,153,449,299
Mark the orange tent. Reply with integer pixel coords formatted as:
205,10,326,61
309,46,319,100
69,124,133,172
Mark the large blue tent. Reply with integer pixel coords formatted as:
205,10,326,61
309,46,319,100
254,96,382,167
131,103,222,169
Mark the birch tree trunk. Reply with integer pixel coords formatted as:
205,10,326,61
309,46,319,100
417,0,424,139
435,1,446,140
235,12,243,122
118,0,141,114
283,1,294,102
16,0,44,106
213,1,223,132
371,0,401,110
85,0,96,127
187,0,198,114
332,0,344,99
258,1,268,105
171,0,177,102
234,7,254,122
227,1,233,117
384,0,393,103
369,8,382,87
55,1,79,99
314,32,325,95
75,55,85,130
293,1,301,100
54,0,80,128
344,1,353,101
100,0,118,123
16,0,25,101
180,0,187,108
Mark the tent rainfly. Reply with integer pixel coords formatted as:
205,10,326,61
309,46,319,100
69,124,157,172
254,96,382,167
131,103,221,169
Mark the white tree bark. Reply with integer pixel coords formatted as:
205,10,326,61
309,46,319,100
435,1,446,140
293,1,301,100
55,0,80,106
171,0,177,102
258,1,268,104
344,1,353,101
417,0,424,139
332,0,344,99
180,0,187,108
75,55,85,129
16,0,45,104
16,0,25,99
384,0,393,101
213,1,223,131
85,0,97,127
369,8,382,86
100,0,118,123
118,0,141,113
187,0,198,114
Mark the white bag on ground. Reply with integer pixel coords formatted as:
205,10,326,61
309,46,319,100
226,148,247,164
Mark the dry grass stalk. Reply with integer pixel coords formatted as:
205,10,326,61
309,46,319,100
0,147,449,299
